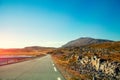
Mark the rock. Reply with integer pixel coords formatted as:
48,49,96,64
72,55,120,79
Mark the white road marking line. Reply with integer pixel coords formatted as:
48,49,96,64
57,77,61,80
53,64,54,66
54,67,57,72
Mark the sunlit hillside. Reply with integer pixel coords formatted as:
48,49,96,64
51,41,120,80
0,46,55,57
88,41,120,51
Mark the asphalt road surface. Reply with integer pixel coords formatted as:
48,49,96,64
0,55,65,80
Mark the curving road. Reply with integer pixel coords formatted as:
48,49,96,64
0,55,65,80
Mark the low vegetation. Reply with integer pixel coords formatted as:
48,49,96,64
51,42,120,80
0,46,55,57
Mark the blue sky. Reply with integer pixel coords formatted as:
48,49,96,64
0,0,120,48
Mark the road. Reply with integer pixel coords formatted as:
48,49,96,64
0,55,65,80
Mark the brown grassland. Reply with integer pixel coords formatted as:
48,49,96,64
51,41,120,80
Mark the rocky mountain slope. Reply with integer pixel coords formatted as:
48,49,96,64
51,41,120,80
62,37,114,48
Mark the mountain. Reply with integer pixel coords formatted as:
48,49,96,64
24,46,55,50
52,39,120,80
62,37,114,47
0,46,55,56
88,41,120,51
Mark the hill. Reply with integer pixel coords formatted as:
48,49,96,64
88,41,120,51
24,46,55,50
51,40,120,80
0,46,55,56
62,37,114,48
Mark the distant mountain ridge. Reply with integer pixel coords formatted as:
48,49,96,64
24,46,55,50
0,46,55,56
62,37,114,47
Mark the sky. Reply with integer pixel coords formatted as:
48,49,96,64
0,0,120,48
